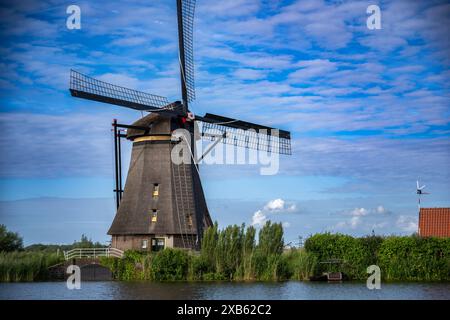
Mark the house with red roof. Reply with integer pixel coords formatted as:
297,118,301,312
418,208,450,238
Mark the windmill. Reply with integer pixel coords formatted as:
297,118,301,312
69,0,291,251
416,179,430,210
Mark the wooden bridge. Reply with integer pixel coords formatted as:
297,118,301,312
48,248,124,281
63,247,124,260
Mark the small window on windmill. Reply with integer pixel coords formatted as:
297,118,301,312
152,184,159,198
142,239,148,249
186,214,193,227
151,209,158,222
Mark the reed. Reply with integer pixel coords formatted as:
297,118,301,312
285,249,318,280
0,251,63,282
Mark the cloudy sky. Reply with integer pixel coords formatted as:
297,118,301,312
0,0,449,245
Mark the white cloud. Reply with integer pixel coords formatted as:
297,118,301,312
97,73,141,89
289,59,337,82
197,0,260,18
264,198,285,211
396,215,418,233
110,36,148,47
233,68,267,80
251,198,296,228
263,198,297,212
349,206,389,217
350,207,369,216
349,216,361,228
336,216,361,230
372,222,388,229
251,210,267,227
287,204,297,212
376,206,387,214
334,205,392,231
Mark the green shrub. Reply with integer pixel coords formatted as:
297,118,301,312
188,254,211,281
304,233,369,279
100,250,149,280
150,248,188,281
304,233,450,281
378,236,450,281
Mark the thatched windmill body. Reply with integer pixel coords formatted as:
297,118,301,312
69,0,291,251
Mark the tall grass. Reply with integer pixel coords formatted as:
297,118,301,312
0,251,63,282
103,221,287,281
284,249,318,280
197,221,285,281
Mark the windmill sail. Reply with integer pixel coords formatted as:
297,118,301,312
197,113,292,155
69,70,176,112
177,0,196,108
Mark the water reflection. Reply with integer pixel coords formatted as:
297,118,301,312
1,281,449,300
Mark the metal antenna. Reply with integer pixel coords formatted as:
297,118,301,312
416,178,430,211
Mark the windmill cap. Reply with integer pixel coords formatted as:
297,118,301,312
126,113,172,140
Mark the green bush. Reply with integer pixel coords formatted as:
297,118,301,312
304,233,450,281
188,254,212,281
378,236,450,281
100,250,149,280
304,233,369,279
359,234,384,266
150,248,188,281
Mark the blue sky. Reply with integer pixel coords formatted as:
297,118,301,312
0,0,449,245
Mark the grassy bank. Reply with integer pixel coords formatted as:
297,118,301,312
0,251,63,282
1,224,449,282
0,234,103,282
101,222,300,281
101,225,450,282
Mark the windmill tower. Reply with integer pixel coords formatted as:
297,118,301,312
69,0,291,251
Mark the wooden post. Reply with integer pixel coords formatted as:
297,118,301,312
113,119,120,210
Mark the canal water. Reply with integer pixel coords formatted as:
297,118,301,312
1,281,449,300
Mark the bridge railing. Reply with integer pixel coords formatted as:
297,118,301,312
63,247,124,260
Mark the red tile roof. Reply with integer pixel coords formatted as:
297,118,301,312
418,208,450,238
